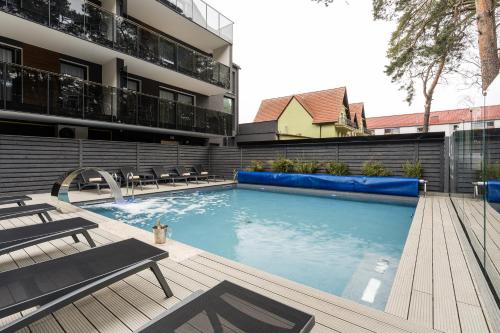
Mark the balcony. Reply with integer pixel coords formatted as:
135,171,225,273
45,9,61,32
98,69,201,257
0,62,233,136
157,0,233,42
337,115,356,129
0,0,231,90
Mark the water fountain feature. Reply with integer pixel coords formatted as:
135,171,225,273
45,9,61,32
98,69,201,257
51,167,125,204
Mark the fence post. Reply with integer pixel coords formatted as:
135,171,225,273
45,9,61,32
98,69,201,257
414,141,420,161
79,140,83,167
177,143,180,166
444,137,450,193
136,142,140,172
240,147,243,170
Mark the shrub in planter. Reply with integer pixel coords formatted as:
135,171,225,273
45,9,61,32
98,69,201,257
486,162,500,180
362,161,392,177
270,157,295,173
247,160,265,172
402,160,424,178
325,161,350,176
293,160,321,174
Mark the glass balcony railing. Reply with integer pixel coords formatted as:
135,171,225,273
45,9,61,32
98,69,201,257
1,0,231,89
0,62,233,136
158,0,233,43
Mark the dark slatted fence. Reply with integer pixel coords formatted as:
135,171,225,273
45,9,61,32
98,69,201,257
0,135,209,195
0,133,446,195
210,133,446,192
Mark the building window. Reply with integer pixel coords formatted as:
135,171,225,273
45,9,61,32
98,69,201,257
60,60,87,80
159,89,175,101
0,45,19,102
231,71,236,94
0,43,21,64
486,121,495,128
223,97,234,114
177,93,194,106
126,78,141,92
0,46,14,63
384,128,400,134
159,88,194,105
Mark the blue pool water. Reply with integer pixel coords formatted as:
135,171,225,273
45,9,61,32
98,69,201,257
84,187,416,309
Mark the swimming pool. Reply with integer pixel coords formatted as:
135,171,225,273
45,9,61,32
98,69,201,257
84,186,416,310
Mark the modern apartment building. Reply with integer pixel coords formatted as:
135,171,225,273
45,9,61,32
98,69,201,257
0,0,238,145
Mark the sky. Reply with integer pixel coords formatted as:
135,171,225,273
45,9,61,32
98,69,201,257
207,0,487,123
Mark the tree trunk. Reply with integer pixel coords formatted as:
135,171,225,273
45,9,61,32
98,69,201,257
423,99,432,133
475,0,500,90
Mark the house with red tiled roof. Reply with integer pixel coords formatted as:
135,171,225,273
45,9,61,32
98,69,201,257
348,103,370,135
245,88,366,141
366,105,500,136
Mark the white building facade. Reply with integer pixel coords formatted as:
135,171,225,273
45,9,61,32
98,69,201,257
367,107,500,136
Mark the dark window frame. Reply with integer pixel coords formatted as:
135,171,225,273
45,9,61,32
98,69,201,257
60,59,89,80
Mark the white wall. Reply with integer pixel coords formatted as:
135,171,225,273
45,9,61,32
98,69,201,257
371,120,498,136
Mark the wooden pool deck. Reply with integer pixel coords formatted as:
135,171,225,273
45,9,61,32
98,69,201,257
0,186,499,333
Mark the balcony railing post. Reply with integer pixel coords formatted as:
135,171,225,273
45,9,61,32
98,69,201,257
2,62,5,110
47,74,50,115
135,93,139,125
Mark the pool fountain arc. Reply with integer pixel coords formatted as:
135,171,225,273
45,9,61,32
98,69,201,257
51,167,125,204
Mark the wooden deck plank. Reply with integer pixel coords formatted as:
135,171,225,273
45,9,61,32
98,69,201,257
385,198,426,318
431,198,460,333
445,199,500,333
412,197,433,295
188,254,437,333
408,291,433,329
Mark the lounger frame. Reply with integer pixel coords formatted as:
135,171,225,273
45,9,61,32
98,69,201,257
1,259,172,333
0,226,96,257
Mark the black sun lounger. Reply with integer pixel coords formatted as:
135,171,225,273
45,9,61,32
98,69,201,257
135,280,315,333
151,167,189,186
0,238,173,333
121,166,159,190
193,165,226,182
175,166,201,184
0,217,98,256
0,195,32,207
0,203,56,223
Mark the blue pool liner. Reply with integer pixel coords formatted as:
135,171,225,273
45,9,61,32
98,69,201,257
487,181,500,203
237,171,420,197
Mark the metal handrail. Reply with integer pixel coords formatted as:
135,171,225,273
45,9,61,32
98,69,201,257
125,172,135,198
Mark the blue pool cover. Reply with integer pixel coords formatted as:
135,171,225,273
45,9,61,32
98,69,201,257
488,181,500,203
237,171,420,197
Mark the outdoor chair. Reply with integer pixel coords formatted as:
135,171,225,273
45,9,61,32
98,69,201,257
185,166,211,183
0,217,98,256
0,195,31,206
175,166,201,184
0,203,56,223
151,167,189,186
135,280,315,333
193,165,226,182
120,166,159,190
0,238,173,333
77,170,109,194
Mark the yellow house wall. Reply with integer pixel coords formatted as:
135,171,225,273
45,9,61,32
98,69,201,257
276,98,356,139
277,98,320,139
